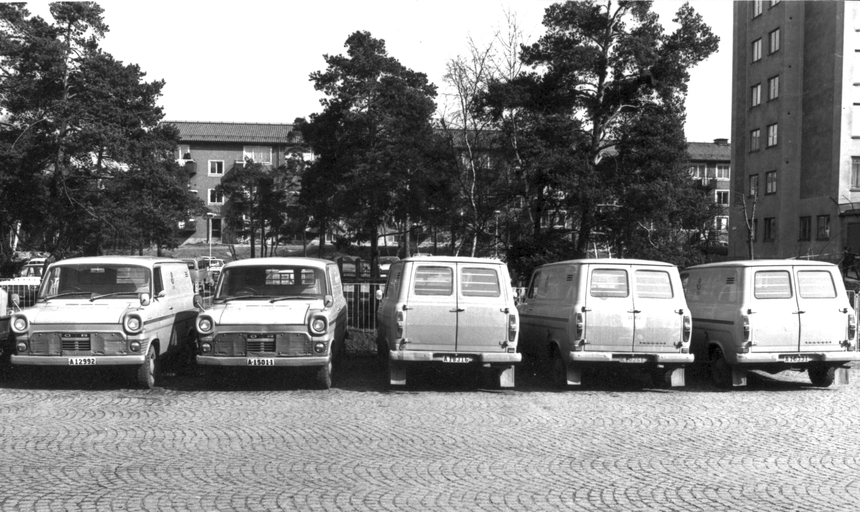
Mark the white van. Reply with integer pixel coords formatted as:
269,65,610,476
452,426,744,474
682,260,859,388
9,256,199,388
376,256,520,388
518,259,693,388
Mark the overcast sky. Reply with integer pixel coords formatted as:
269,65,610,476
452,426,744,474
24,0,733,143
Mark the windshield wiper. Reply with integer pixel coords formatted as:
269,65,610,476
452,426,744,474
224,295,272,302
269,296,315,303
90,292,138,302
46,292,93,300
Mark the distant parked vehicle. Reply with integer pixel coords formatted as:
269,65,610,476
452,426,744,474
0,263,44,308
195,257,348,389
197,257,225,290
9,256,199,388
378,256,399,278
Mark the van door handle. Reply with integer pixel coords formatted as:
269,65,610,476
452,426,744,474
793,310,805,315
628,309,641,314
402,305,413,311
450,308,465,313
840,307,850,313
581,307,591,313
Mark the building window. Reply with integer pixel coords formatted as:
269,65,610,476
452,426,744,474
752,39,762,62
770,0,780,7
210,218,222,241
208,189,223,205
689,164,707,179
769,28,780,54
766,123,778,147
716,190,729,206
750,129,761,151
176,144,190,160
799,216,811,241
753,0,763,17
817,215,831,240
750,174,759,197
765,171,777,194
768,75,779,100
243,146,272,164
853,157,860,188
751,83,761,107
716,164,730,179
715,216,728,231
208,160,224,175
764,218,776,241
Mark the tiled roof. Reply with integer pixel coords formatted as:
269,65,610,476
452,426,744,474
166,121,299,144
687,141,731,162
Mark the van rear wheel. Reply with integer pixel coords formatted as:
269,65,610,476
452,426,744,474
808,364,836,387
709,347,732,389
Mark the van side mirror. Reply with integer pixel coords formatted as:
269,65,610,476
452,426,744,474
375,289,383,301
193,293,204,310
324,294,334,308
10,293,20,307
140,293,151,306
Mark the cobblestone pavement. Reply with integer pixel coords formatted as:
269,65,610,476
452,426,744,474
0,358,859,511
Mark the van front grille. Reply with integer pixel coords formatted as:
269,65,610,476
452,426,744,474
62,334,91,352
246,335,276,353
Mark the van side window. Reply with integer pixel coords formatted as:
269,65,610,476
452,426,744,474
754,271,792,299
527,271,543,299
384,267,401,298
154,267,164,295
680,273,689,295
414,266,453,296
590,269,629,298
635,270,674,299
461,267,500,297
797,271,836,298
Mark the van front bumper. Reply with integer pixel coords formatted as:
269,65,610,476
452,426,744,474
11,354,145,366
390,351,521,364
197,355,330,367
569,352,694,364
734,352,860,364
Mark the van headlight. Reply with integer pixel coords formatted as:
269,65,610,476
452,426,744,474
11,315,28,334
123,314,143,334
309,315,327,335
198,316,213,333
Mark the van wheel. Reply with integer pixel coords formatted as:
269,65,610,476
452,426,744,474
315,361,333,390
551,351,568,389
137,344,159,389
709,347,732,389
808,364,836,387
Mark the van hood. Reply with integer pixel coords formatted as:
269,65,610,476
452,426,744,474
30,300,136,325
210,301,313,325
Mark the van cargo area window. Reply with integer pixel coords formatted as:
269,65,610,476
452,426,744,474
590,269,629,298
461,268,500,297
413,266,453,296
754,271,792,299
797,271,836,298
635,270,674,299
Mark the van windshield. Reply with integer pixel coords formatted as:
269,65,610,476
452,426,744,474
39,264,151,299
215,266,328,301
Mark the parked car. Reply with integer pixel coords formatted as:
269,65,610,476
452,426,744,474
195,257,347,389
336,255,370,278
376,256,520,388
9,256,199,388
198,257,225,290
682,260,859,388
378,256,399,278
518,259,693,388
0,262,45,308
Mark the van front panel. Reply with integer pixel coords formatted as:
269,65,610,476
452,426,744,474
584,267,635,352
631,269,683,353
404,264,458,352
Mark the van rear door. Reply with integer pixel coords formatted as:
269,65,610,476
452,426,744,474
456,264,507,352
404,263,458,352
794,267,845,353
584,266,635,353
631,268,683,353
748,267,799,352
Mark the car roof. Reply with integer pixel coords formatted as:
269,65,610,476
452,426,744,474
223,257,332,269
399,255,506,265
685,259,837,270
538,258,675,268
51,256,185,267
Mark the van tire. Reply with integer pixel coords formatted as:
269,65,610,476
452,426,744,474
808,364,836,387
316,361,333,390
709,347,732,389
137,343,158,389
551,351,568,389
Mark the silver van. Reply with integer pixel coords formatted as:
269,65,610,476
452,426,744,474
375,256,520,388
9,256,198,388
682,260,859,388
518,259,693,388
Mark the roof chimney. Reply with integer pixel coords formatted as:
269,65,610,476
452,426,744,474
713,138,728,145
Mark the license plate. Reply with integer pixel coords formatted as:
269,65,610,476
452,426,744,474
68,358,96,366
247,358,274,366
782,355,809,363
442,356,473,364
618,357,647,363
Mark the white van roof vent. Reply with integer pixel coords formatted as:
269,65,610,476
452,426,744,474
726,277,736,285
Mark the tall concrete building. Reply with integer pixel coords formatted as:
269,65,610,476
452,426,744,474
730,0,860,263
